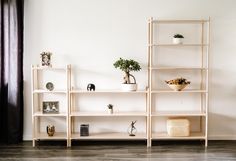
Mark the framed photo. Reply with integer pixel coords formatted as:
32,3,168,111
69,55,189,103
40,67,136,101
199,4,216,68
40,52,52,67
43,101,59,114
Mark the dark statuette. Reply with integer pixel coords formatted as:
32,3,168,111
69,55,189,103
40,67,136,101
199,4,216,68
87,83,95,91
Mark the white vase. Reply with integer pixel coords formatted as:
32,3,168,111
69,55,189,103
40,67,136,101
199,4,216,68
173,38,183,44
108,108,113,114
121,83,137,91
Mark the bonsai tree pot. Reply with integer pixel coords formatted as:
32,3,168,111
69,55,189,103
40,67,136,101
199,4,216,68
173,34,184,44
121,83,137,91
173,38,183,44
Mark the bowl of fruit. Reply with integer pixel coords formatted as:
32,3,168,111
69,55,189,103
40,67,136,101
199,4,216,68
165,77,190,91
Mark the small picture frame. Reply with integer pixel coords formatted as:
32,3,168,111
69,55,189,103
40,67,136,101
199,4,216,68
43,101,59,114
40,52,52,67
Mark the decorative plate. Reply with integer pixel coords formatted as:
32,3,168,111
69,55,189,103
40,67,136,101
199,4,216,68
46,82,54,91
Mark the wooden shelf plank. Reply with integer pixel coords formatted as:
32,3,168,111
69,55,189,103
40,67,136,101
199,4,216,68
151,132,205,140
151,89,207,93
151,44,209,47
152,19,209,24
33,89,67,94
152,111,206,117
34,132,67,140
32,66,67,70
33,112,67,117
71,132,147,140
70,111,147,117
150,67,208,70
70,90,148,94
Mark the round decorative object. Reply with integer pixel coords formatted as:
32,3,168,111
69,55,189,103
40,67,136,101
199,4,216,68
46,82,54,91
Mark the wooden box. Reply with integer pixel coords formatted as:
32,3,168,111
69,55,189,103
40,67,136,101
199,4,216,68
167,118,190,137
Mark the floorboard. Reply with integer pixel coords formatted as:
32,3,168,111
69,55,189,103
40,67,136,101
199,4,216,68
0,141,236,161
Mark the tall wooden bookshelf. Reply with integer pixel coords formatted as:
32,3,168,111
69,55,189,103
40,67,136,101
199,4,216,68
148,18,210,147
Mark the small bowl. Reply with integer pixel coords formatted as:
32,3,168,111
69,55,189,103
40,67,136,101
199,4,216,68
167,84,188,91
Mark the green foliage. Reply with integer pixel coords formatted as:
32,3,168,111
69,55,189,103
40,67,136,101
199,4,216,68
173,34,184,38
107,104,113,109
113,58,141,73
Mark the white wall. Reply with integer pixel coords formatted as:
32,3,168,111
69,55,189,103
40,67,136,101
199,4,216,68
24,0,236,140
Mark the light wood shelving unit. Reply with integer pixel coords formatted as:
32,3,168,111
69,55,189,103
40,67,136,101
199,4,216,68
31,18,210,147
68,70,149,146
148,18,210,147
31,65,71,147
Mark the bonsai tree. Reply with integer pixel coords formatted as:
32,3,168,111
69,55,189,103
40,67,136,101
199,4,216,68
173,34,184,38
113,58,141,84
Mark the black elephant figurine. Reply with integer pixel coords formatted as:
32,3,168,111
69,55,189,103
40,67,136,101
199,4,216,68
87,83,95,91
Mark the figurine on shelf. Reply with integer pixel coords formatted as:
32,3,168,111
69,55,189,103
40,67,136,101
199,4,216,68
128,120,137,136
46,125,55,137
87,83,95,91
40,52,52,67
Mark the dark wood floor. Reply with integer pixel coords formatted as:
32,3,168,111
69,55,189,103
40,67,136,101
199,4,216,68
0,140,236,161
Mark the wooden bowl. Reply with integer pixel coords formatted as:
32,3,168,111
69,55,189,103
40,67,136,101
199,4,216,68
167,84,188,91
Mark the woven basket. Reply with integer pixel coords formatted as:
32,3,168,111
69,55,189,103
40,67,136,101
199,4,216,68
167,84,188,91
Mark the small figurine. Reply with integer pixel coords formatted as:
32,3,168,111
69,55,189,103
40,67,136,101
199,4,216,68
87,83,95,91
40,52,52,67
128,120,137,136
46,125,55,137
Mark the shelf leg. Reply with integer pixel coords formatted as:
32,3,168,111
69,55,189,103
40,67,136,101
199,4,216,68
148,139,152,147
205,139,208,147
67,139,71,147
32,139,35,147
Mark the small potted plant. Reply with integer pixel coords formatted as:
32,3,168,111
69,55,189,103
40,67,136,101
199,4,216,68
107,104,113,114
165,77,190,91
113,58,141,91
173,34,184,44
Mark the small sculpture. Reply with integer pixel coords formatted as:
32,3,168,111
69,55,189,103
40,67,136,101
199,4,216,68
128,120,137,136
46,125,55,137
87,83,95,91
40,52,52,67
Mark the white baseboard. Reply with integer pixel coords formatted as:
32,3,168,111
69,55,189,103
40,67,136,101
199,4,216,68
208,135,236,140
23,135,236,141
23,135,32,141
